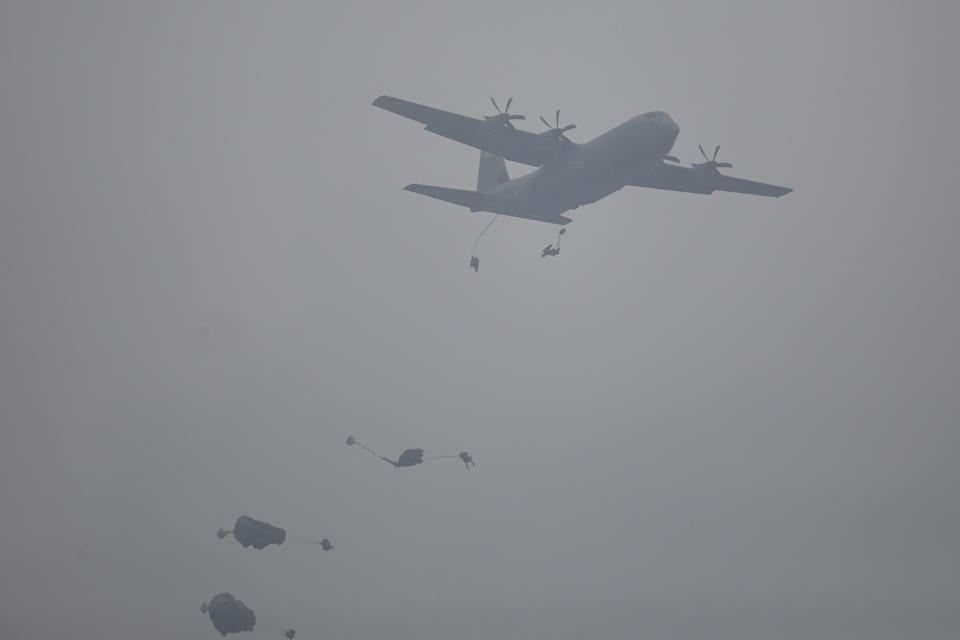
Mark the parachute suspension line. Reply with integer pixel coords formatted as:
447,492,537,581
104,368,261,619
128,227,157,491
356,443,379,457
346,436,380,458
288,537,331,545
424,454,458,461
471,214,500,256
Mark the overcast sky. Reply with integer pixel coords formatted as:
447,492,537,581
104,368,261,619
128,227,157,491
1,2,958,639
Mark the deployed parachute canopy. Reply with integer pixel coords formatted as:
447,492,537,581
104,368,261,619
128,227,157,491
317,538,333,551
284,630,296,639
383,448,425,468
217,516,286,550
201,592,256,636
348,436,474,470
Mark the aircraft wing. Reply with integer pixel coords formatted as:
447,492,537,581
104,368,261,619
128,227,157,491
373,95,547,167
627,161,792,198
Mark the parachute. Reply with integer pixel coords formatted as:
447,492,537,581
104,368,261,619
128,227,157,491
218,516,333,552
217,516,286,550
201,592,256,636
348,436,473,470
385,448,425,468
284,630,296,639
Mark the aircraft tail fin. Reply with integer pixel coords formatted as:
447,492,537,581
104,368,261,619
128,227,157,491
476,151,509,193
404,184,485,211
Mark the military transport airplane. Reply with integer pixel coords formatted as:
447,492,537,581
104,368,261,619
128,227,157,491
373,96,792,226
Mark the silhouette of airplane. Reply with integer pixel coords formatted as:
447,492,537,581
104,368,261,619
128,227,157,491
374,95,791,226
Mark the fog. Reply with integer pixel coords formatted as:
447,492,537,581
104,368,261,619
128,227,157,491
1,2,958,639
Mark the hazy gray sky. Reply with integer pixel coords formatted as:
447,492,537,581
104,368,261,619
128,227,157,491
1,2,958,639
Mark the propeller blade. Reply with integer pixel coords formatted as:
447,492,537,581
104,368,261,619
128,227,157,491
505,97,513,113
508,114,525,120
664,155,680,163
540,115,552,129
699,144,708,161
716,162,732,169
713,145,720,161
491,97,500,113
561,124,576,133
555,110,560,128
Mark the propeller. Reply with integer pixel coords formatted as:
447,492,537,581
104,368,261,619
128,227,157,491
484,96,525,129
692,144,733,172
539,109,577,142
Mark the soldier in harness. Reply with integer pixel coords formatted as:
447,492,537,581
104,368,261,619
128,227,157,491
541,228,565,257
469,256,480,272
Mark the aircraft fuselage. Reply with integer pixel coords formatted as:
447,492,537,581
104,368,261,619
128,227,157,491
482,111,680,219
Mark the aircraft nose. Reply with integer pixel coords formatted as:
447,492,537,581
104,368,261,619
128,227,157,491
662,113,679,137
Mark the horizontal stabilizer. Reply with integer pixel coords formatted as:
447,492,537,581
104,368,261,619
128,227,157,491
403,184,571,225
404,184,483,210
